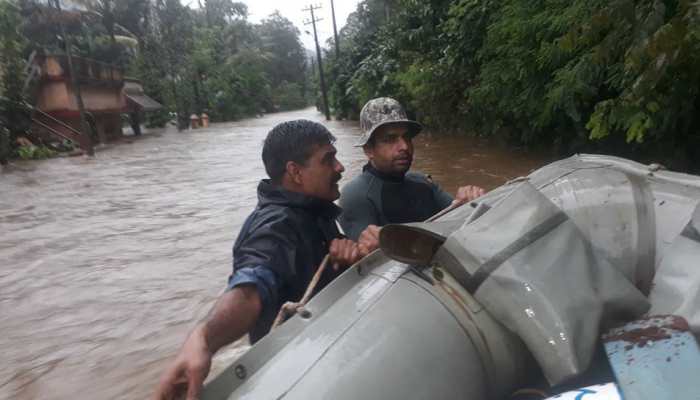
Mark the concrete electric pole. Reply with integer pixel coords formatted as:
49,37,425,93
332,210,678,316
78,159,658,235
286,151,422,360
330,0,340,58
303,4,331,121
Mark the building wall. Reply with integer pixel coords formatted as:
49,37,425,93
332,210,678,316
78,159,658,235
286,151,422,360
43,57,63,77
79,86,127,112
37,56,126,113
36,81,125,113
35,81,71,111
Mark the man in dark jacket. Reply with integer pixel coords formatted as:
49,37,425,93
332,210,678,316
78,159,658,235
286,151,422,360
154,120,363,400
339,97,485,250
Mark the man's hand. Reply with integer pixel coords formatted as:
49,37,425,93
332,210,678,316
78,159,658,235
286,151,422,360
153,287,261,400
358,225,380,255
153,326,212,400
453,185,485,205
329,238,362,270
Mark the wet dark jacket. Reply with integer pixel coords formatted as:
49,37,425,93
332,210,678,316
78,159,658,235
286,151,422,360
339,163,453,240
227,180,343,343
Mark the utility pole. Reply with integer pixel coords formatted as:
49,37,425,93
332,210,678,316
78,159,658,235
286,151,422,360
303,4,330,121
52,0,95,156
330,0,340,58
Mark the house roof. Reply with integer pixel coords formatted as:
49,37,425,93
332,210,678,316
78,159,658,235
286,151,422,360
125,93,163,112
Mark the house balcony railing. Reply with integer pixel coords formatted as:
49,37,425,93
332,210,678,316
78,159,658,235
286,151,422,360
41,54,124,88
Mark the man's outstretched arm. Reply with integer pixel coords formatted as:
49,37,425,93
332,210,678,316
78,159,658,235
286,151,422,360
153,285,261,400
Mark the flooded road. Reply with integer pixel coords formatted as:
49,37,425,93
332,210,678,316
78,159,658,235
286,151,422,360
0,108,549,399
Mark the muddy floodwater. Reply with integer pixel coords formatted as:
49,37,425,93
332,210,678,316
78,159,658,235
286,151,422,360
0,108,549,399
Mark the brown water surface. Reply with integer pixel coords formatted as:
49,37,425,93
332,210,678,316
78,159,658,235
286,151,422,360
0,108,549,399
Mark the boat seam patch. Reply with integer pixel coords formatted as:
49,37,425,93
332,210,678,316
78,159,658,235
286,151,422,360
625,173,657,295
465,210,568,293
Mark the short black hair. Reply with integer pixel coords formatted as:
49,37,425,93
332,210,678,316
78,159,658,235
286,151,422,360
262,120,336,183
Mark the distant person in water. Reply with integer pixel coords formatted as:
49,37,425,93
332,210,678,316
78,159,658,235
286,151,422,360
153,120,366,400
339,97,485,252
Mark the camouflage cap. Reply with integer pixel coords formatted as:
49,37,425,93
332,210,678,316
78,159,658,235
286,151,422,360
355,97,423,147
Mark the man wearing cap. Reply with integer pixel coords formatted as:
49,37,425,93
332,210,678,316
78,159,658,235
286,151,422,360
339,97,485,251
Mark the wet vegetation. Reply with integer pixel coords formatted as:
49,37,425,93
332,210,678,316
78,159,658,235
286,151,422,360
324,0,700,171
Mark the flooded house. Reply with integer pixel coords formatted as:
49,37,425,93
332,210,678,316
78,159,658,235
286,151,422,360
28,53,162,151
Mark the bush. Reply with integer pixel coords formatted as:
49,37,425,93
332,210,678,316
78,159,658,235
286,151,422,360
273,81,307,111
17,145,57,160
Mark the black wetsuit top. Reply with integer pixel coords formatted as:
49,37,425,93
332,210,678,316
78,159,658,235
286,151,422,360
338,163,453,240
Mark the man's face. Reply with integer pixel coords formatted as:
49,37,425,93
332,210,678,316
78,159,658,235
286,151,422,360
364,124,414,176
296,143,345,201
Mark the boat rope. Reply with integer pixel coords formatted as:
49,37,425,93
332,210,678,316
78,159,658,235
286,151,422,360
271,254,330,329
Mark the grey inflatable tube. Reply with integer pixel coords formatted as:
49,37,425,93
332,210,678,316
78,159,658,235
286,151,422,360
202,154,700,399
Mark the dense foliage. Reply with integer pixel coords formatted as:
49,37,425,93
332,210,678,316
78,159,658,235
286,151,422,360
0,0,311,152
0,1,30,163
326,0,700,170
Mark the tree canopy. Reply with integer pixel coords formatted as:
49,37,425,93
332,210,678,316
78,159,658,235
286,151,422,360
325,0,700,170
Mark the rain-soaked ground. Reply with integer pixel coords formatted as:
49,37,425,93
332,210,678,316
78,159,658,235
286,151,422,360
0,108,550,399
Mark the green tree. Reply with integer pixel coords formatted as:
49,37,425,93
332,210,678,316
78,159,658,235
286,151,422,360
0,0,30,162
154,0,195,124
325,0,390,119
256,11,308,109
325,0,700,170
200,0,247,27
